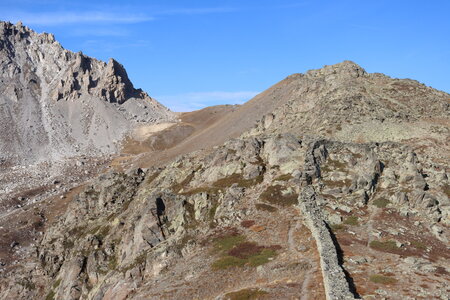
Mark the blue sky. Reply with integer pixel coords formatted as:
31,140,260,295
1,0,449,111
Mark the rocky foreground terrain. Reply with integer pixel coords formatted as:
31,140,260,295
0,22,449,300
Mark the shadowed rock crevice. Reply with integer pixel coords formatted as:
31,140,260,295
325,223,361,298
298,186,356,300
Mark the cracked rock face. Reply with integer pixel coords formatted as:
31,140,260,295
0,21,174,165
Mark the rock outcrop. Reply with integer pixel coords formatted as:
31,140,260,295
0,21,174,165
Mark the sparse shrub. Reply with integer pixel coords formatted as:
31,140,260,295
228,242,264,259
214,234,246,253
343,216,358,226
214,173,264,189
52,279,61,289
247,249,277,266
369,240,399,252
241,220,256,228
330,223,345,231
212,256,246,270
255,203,277,212
224,288,268,300
211,233,280,270
95,225,111,240
145,172,160,185
259,185,298,206
108,255,118,270
369,274,397,284
45,290,55,300
410,240,426,250
275,173,293,181
373,198,390,208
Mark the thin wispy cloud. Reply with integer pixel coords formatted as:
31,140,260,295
3,11,153,26
81,39,150,53
1,6,237,27
156,7,236,16
156,91,259,112
71,27,131,37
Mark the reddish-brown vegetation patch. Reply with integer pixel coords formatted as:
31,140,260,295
241,220,256,228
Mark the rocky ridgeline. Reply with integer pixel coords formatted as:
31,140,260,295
248,61,449,155
1,131,448,299
0,21,174,165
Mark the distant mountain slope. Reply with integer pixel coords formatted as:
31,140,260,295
248,61,449,143
134,61,449,168
0,21,174,165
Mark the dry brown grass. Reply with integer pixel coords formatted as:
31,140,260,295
369,274,397,285
224,288,268,300
180,173,263,196
369,240,399,252
259,185,298,206
255,203,278,212
241,220,256,228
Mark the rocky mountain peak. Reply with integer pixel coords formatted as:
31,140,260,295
102,58,137,104
0,20,175,164
0,20,56,45
306,60,367,79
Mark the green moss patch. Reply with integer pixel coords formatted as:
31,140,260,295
52,279,62,289
369,274,397,285
275,173,293,181
180,173,263,196
214,234,246,253
224,288,268,300
45,290,56,300
259,185,298,207
247,249,277,267
228,242,264,259
211,234,280,270
369,240,399,252
212,256,246,270
255,203,277,212
410,240,426,250
330,223,345,231
372,198,390,208
108,255,118,270
214,173,264,189
343,216,359,226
